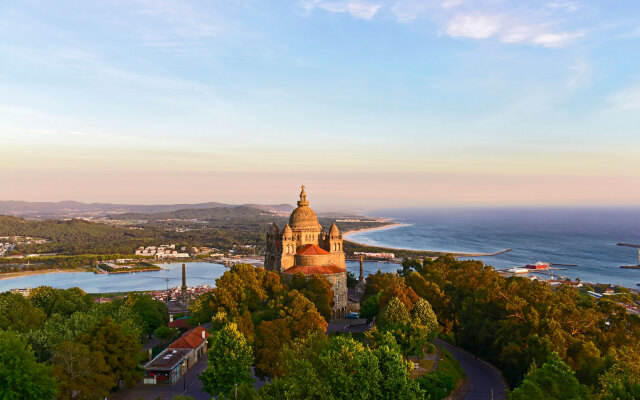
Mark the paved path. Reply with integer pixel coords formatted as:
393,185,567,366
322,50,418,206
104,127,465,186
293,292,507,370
327,318,371,334
435,339,507,400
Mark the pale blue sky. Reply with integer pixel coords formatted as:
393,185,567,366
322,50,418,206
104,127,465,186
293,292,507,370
1,0,640,208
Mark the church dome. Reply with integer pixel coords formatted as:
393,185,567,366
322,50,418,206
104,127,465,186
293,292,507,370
289,185,322,231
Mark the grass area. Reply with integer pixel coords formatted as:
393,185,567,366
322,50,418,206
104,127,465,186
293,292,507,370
414,347,466,399
407,345,438,379
98,261,162,273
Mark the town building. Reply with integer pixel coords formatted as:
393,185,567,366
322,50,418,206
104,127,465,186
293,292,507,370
143,326,209,385
264,186,348,318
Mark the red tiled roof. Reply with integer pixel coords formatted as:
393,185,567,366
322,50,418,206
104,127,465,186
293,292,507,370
168,319,188,329
284,264,346,275
296,244,330,256
168,326,209,349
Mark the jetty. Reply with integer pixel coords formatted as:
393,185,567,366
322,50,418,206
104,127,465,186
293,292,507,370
453,248,512,258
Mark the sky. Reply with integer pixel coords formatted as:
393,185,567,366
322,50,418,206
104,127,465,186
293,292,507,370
1,0,640,209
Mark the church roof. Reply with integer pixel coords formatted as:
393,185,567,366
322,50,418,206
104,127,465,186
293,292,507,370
296,244,330,256
284,264,346,275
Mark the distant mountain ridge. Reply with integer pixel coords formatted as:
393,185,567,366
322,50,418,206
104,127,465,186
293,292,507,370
0,200,294,218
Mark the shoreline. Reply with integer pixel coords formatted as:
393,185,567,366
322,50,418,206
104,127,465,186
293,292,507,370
0,268,87,281
342,222,408,239
343,221,512,258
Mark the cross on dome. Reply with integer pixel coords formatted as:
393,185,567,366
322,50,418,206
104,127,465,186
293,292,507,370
298,184,309,207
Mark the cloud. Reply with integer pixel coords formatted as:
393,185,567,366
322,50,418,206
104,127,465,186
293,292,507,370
566,58,590,89
546,1,580,13
300,0,382,20
390,0,436,22
441,0,463,9
446,14,503,39
444,12,583,48
530,31,584,47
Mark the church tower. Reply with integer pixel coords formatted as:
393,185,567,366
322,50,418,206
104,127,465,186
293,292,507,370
264,186,348,318
326,222,345,267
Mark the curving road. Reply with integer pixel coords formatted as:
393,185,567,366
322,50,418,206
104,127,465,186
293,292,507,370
434,339,507,400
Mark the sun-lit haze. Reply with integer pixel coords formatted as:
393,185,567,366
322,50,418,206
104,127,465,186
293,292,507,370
1,0,640,209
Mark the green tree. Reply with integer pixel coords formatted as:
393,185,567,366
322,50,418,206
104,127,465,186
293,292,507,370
360,292,381,322
0,330,59,400
124,293,169,336
29,286,93,317
380,297,410,326
260,332,424,400
50,341,115,399
346,271,358,288
411,298,439,342
200,323,254,397
289,273,334,322
0,292,46,333
599,346,640,400
79,317,142,389
377,297,439,356
154,325,178,342
509,352,591,400
254,290,328,377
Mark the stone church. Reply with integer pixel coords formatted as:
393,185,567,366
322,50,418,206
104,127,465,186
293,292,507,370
264,186,348,319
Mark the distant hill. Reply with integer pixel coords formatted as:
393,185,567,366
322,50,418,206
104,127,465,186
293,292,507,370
111,206,283,224
0,200,294,219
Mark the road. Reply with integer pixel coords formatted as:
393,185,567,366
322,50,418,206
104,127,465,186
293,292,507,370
435,339,507,400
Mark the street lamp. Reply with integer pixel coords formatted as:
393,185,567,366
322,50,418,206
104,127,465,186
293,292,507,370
182,358,189,391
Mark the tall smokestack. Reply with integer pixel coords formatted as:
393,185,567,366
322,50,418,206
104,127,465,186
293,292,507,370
182,263,186,288
359,255,364,282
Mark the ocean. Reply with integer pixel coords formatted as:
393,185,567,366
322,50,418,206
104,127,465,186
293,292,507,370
2,208,639,292
344,208,640,289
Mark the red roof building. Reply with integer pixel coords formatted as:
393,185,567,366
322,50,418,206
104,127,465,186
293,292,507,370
168,318,188,329
145,326,209,385
169,326,209,350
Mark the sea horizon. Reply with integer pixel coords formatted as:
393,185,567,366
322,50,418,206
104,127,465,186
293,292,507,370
347,207,640,288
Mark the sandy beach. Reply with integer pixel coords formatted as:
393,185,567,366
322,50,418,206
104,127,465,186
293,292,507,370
343,222,512,258
0,268,86,281
342,222,409,245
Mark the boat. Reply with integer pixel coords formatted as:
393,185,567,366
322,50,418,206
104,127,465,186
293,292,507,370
526,261,551,270
506,267,529,274
620,265,640,269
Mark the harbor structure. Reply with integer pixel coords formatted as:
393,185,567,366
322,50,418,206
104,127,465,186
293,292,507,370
264,186,348,318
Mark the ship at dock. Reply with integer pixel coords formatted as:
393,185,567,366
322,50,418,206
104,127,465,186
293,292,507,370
526,261,551,270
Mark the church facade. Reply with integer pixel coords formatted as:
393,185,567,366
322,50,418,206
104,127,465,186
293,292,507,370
264,186,348,319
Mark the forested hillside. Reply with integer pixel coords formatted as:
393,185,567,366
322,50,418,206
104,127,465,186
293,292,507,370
0,211,389,257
